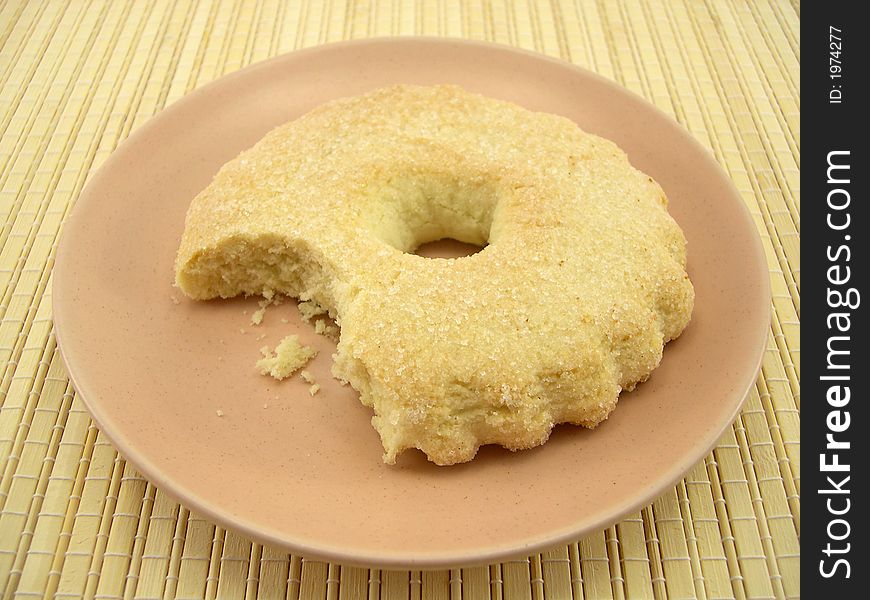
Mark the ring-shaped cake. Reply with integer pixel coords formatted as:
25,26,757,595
175,85,694,465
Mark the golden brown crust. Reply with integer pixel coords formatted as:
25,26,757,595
175,84,694,465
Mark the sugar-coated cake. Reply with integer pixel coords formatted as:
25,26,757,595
175,84,694,465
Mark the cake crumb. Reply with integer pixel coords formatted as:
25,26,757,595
251,292,277,325
298,299,327,322
256,333,267,341
170,295,180,305
256,335,317,380
216,409,224,417
239,328,247,334
280,318,289,324
262,403,268,409
300,370,315,384
308,384,321,396
297,300,339,340
314,318,339,341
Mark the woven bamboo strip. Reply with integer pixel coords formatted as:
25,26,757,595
115,0,196,140
675,480,711,600
298,559,328,600
742,383,800,537
285,554,302,600
39,403,95,599
0,1,67,154
0,3,61,139
703,453,747,600
577,532,611,599
711,429,775,600
766,0,800,61
620,1,680,118
52,426,108,598
0,343,68,599
89,463,147,598
635,0,697,124
550,1,590,68
755,372,800,530
710,1,799,256
650,492,696,600
683,0,801,318
532,2,567,57
579,0,619,78
0,1,34,51
682,465,732,600
0,1,89,433
133,492,182,599
173,513,214,599
485,0,512,48
0,320,55,520
382,570,410,600
733,401,797,599
0,1,95,246
639,506,667,600
447,565,466,600
769,306,800,394
215,531,252,598
337,565,366,600
201,525,224,599
566,543,583,599
727,2,799,158
76,449,123,599
408,569,421,600
530,554,544,600
540,547,573,599
9,360,72,596
462,565,491,600
256,544,290,600
614,516,653,598
244,543,263,600
603,525,626,600
761,353,801,492
759,0,800,81
502,559,533,600
162,504,191,600
488,563,502,600
422,569,450,600
595,1,650,108
120,481,156,599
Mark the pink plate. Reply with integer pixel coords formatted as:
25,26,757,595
53,38,769,568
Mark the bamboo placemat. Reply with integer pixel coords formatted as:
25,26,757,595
0,1,799,598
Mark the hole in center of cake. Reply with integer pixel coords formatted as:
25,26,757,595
362,172,499,254
413,238,486,259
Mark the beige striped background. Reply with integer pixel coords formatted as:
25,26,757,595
0,1,799,598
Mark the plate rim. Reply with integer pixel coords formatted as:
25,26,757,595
53,35,772,568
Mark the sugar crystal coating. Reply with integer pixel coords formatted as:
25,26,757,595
175,85,694,465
